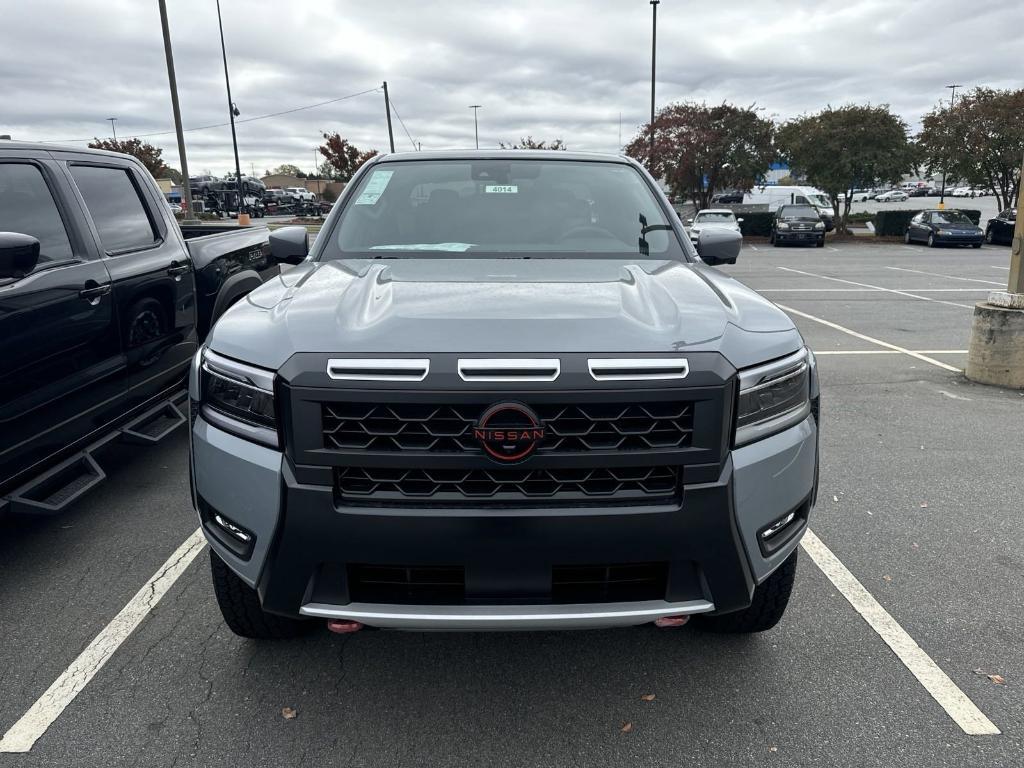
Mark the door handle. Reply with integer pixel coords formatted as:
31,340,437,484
167,262,191,277
79,282,111,303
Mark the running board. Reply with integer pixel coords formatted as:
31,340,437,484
120,394,187,444
6,452,106,516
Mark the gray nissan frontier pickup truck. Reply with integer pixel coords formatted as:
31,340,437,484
189,150,819,638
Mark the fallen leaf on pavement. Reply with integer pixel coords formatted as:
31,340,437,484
769,746,778,753
620,722,633,733
281,707,298,720
988,674,1005,685
883,575,892,582
919,502,928,508
640,694,656,702
832,495,839,503
973,668,985,675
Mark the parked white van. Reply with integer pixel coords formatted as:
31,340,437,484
743,186,835,230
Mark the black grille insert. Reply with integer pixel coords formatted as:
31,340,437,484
336,466,680,505
322,402,693,454
348,564,465,604
552,562,669,603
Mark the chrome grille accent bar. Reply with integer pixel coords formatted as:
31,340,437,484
588,358,690,381
457,358,560,382
327,358,430,382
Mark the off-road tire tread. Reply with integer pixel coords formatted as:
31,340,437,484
210,550,312,639
695,550,798,634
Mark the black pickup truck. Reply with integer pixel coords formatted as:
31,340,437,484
0,141,280,516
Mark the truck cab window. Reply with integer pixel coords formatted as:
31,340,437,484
0,163,74,266
70,165,157,253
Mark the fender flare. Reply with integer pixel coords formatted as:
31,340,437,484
210,270,263,326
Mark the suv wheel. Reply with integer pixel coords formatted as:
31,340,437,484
927,233,936,247
904,230,912,244
985,228,994,244
695,549,798,633
210,550,313,639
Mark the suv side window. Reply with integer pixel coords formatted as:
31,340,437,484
70,165,157,253
0,162,74,266
911,212,924,224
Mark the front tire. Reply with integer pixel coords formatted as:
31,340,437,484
210,550,313,639
904,230,912,244
927,233,937,248
985,228,994,244
695,549,798,633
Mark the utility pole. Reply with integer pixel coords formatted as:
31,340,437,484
107,117,118,142
383,81,396,153
157,0,196,222
469,105,481,149
938,83,961,210
649,0,660,170
313,147,321,199
216,0,246,222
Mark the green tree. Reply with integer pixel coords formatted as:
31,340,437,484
273,163,303,177
625,102,774,209
498,136,566,150
918,87,1024,210
776,105,915,232
87,137,169,178
318,133,378,182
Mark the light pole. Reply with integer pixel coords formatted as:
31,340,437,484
216,0,246,221
468,105,481,149
649,0,660,170
107,117,118,142
938,83,961,210
313,147,321,204
157,0,195,222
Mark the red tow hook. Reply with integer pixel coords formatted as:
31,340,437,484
654,615,690,628
326,619,364,634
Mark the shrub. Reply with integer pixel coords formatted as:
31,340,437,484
874,209,981,236
737,212,775,237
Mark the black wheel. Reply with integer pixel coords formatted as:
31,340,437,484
126,297,164,348
210,550,313,639
972,242,982,249
904,230,912,244
985,228,994,244
927,233,937,248
815,238,824,248
771,233,781,247
695,549,798,633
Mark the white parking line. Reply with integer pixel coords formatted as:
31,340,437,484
0,529,207,753
777,266,976,309
774,303,962,372
758,288,988,293
814,349,967,356
991,266,1009,270
801,529,1000,735
885,266,1004,286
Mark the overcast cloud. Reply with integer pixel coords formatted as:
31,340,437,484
2,0,1020,175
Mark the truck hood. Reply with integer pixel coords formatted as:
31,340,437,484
209,258,802,370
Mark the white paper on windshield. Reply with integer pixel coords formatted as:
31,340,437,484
484,185,518,194
370,242,475,252
354,170,394,205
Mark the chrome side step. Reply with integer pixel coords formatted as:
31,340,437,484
457,358,561,382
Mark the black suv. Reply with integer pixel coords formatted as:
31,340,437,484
770,204,826,247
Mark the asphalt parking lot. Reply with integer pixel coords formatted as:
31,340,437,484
1,239,1021,768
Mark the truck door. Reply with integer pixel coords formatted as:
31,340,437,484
0,156,124,490
65,160,198,412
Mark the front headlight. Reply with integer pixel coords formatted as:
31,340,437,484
777,222,790,230
937,229,950,235
199,348,279,448
735,349,811,447
814,222,825,230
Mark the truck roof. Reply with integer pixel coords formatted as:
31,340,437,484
0,140,128,160
374,149,634,164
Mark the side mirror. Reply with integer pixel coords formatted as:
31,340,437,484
736,217,744,223
269,226,309,265
0,232,41,279
695,227,742,266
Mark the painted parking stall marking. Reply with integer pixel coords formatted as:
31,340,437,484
776,266,976,309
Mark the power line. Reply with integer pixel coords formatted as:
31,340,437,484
384,92,418,151
42,86,381,143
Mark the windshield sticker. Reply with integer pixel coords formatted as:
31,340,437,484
484,184,518,194
354,170,394,205
370,242,475,252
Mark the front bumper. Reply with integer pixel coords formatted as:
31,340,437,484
934,232,984,245
775,230,823,244
191,412,818,630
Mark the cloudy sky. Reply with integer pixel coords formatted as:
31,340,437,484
2,0,1020,176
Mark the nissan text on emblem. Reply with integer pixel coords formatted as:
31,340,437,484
473,403,546,462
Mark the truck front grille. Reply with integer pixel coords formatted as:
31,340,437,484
322,401,693,454
335,465,680,506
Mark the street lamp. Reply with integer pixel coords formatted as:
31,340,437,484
468,105,482,149
649,0,660,170
938,83,961,210
216,0,246,221
107,117,118,142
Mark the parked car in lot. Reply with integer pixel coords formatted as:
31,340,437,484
770,204,826,247
744,185,834,230
985,208,1017,245
0,142,280,516
908,187,934,197
685,208,743,262
904,209,983,248
710,191,743,204
168,201,182,213
838,189,871,203
950,186,974,198
875,190,909,202
190,150,819,639
286,186,317,202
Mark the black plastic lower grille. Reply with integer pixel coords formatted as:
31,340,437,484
348,564,465,604
335,465,680,506
551,562,669,603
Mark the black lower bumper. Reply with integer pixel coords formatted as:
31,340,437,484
256,457,756,619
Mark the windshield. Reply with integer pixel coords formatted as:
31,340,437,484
780,205,819,218
807,194,831,208
694,212,735,222
933,211,972,225
328,159,686,259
